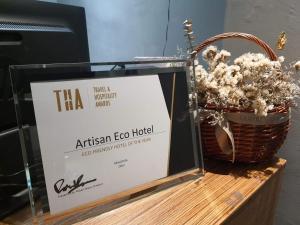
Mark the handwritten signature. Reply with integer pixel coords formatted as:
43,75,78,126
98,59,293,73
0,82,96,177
54,174,97,194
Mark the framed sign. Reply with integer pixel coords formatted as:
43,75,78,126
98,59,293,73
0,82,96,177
9,60,203,223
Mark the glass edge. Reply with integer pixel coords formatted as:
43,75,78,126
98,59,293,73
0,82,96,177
9,59,187,70
8,67,37,218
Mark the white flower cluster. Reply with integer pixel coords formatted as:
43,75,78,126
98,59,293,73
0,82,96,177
193,46,300,116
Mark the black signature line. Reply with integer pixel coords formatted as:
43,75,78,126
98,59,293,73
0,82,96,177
64,130,167,154
67,178,96,193
54,174,97,194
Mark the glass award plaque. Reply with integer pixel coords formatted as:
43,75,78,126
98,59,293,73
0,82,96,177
9,60,203,224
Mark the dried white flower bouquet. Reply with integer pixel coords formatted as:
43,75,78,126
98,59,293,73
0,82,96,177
182,27,299,162
193,45,300,117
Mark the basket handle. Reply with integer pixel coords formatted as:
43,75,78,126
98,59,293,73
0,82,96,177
191,32,278,61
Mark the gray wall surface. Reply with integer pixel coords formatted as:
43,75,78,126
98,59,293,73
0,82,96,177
56,0,226,62
223,0,300,224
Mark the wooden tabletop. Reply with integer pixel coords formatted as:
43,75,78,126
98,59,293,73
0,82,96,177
0,158,285,225
74,157,286,225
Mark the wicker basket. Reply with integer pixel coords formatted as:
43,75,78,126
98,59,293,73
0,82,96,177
192,32,290,163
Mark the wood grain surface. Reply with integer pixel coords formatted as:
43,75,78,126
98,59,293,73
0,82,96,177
1,158,285,225
75,157,285,225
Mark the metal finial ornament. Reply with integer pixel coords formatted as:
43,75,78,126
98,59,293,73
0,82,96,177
277,31,287,50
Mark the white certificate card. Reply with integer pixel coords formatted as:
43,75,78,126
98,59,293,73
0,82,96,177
30,75,170,214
